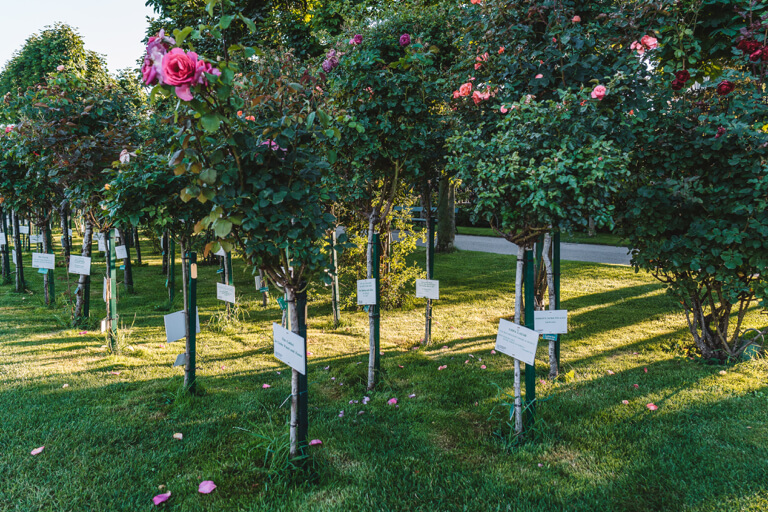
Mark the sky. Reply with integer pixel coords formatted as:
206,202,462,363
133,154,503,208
0,0,158,74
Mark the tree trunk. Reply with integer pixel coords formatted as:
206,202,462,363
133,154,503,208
117,226,133,293
259,269,269,306
436,179,455,253
133,227,142,265
12,213,25,293
588,215,596,237
59,201,70,266
286,286,300,458
161,231,169,275
367,213,377,390
513,245,525,434
42,219,51,306
423,183,433,345
542,233,558,378
73,220,93,320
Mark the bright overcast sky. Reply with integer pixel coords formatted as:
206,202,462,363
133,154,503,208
0,0,158,74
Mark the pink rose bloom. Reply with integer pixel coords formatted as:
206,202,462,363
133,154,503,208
56,65,65,72
349,34,362,45
640,35,658,50
500,105,509,113
535,74,543,79
459,82,472,97
261,140,287,152
630,40,645,55
4,125,14,134
142,56,159,85
452,90,461,99
572,15,581,23
591,85,607,100
162,48,199,101
194,60,220,86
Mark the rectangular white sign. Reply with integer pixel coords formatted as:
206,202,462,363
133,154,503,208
68,229,73,237
115,245,128,259
533,310,568,334
163,308,201,343
273,322,306,374
29,234,43,244
69,255,91,275
357,278,377,305
0,232,5,246
11,249,17,266
19,226,29,235
495,319,540,366
98,239,106,252
31,252,55,270
415,279,439,300
216,282,235,304
254,276,261,290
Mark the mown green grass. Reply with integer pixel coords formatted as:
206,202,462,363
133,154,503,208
457,225,625,247
0,237,766,511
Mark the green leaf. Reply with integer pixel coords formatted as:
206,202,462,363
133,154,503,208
214,219,233,238
219,15,234,29
199,168,217,184
201,114,221,133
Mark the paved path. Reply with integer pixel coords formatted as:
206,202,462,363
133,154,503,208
421,234,633,266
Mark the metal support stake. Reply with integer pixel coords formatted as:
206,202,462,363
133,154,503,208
168,237,175,304
297,283,308,456
45,214,55,304
186,252,197,393
331,231,341,328
524,247,536,431
373,232,381,375
107,229,118,351
554,231,561,370
425,217,434,344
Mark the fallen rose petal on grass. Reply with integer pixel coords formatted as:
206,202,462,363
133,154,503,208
480,365,487,370
110,371,121,375
644,368,648,373
153,492,171,505
62,384,69,388
173,433,183,440
262,384,271,389
438,365,447,371
607,370,615,375
490,350,496,355
408,394,416,398
388,398,398,405
309,439,322,446
633,384,639,389
198,481,216,494
646,403,658,411
30,446,44,456
398,365,404,368
622,400,629,405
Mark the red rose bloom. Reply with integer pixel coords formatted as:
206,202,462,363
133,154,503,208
675,70,690,83
671,79,685,91
737,39,762,55
716,80,735,96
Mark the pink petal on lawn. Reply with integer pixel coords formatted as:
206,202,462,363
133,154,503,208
198,481,216,494
646,403,658,411
62,384,69,388
153,492,171,505
79,331,88,335
30,446,44,456
442,345,448,349
538,463,543,467
408,394,416,398
276,371,281,374
438,365,447,371
173,433,183,440
398,365,404,368
633,384,639,389
480,365,487,370
358,410,365,415
309,439,323,446
491,350,496,355
324,366,330,370
622,400,629,405
262,384,271,389
110,371,121,375
388,398,398,405
644,368,648,373
607,370,615,375
308,352,314,356
469,354,475,358
465,360,469,364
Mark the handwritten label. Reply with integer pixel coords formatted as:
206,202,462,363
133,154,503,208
495,319,540,366
357,279,377,305
273,322,306,375
29,234,43,244
163,308,201,343
115,245,128,260
415,279,440,300
69,255,91,276
19,226,29,235
217,282,235,304
31,252,55,270
533,310,568,334
98,239,106,252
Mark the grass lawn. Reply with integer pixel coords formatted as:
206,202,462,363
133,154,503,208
457,225,625,247
0,237,766,511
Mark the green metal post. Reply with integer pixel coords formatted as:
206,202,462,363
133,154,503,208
186,251,197,393
554,232,561,370
1,210,10,282
297,284,308,456
168,237,175,304
226,252,233,285
331,231,341,328
107,229,118,351
45,216,55,304
425,217,435,344
373,233,381,375
524,247,536,431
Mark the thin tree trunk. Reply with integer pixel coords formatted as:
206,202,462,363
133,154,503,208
436,179,456,252
286,286,300,458
543,233,557,378
513,245,525,434
74,220,93,319
13,213,25,293
588,215,596,237
117,226,133,293
42,218,51,306
59,201,70,266
162,231,169,275
180,239,193,389
423,183,433,345
259,269,268,306
367,213,377,390
133,227,142,265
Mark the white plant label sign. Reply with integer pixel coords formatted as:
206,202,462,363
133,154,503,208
31,252,55,270
495,319,540,366
98,239,107,253
69,255,91,276
533,310,568,334
214,247,226,257
19,226,29,235
29,234,43,244
11,249,17,266
0,232,6,246
357,279,377,305
415,279,439,300
216,282,236,304
273,322,306,375
163,308,201,343
115,245,128,260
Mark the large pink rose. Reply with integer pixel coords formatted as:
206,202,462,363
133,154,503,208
162,48,199,100
142,56,158,85
640,35,658,50
591,85,607,100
